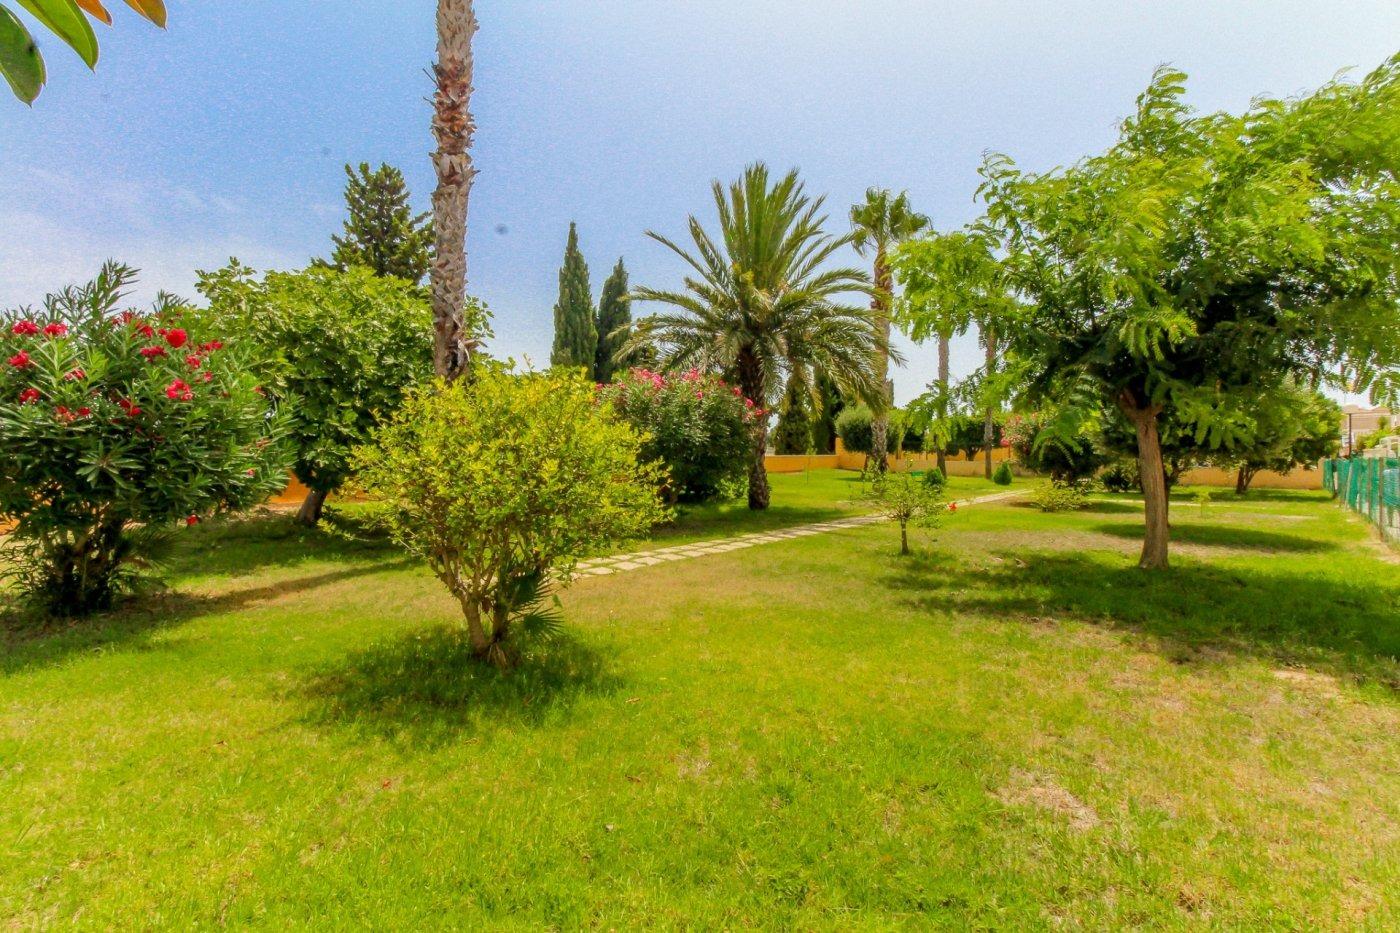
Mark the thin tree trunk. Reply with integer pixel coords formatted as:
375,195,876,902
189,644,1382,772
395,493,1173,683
936,332,950,475
982,325,996,480
739,348,770,510
870,246,892,473
430,0,479,381
1235,466,1253,496
899,522,909,556
1122,393,1169,570
295,488,330,526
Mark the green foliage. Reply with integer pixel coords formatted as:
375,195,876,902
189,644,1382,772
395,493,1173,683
1004,411,1106,482
355,368,668,667
0,263,288,614
1356,417,1395,453
772,377,814,455
198,262,440,503
1031,481,1090,513
921,467,946,490
551,223,597,376
1,0,165,104
627,163,885,508
324,163,433,284
835,405,903,457
809,372,844,454
863,471,947,554
597,368,758,504
594,258,632,383
1098,460,1139,493
993,461,1013,486
1209,384,1342,492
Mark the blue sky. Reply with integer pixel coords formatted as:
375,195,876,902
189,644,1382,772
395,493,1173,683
2,1,1397,403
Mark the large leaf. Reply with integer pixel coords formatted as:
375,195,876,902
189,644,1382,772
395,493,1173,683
0,5,45,103
16,0,97,67
121,0,162,27
75,0,111,25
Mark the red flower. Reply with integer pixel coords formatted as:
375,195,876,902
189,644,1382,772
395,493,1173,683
18,388,41,404
140,346,167,360
201,371,214,383
198,340,224,352
8,351,31,368
118,398,143,417
63,368,86,382
164,328,188,349
77,406,92,418
137,324,156,338
253,386,266,397
244,468,256,477
165,379,194,401
732,386,742,396
118,311,139,325
948,502,958,513
43,323,68,338
185,515,200,527
10,320,40,336
186,354,203,369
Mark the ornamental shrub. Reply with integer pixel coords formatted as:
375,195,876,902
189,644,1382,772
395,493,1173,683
992,461,1014,486
198,262,460,525
355,368,668,668
1098,460,1139,493
835,405,901,457
863,471,947,555
0,264,289,616
921,467,946,490
1004,410,1106,482
1031,481,1090,513
596,368,759,504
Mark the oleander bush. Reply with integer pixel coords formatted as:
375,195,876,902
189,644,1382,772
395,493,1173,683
0,264,289,616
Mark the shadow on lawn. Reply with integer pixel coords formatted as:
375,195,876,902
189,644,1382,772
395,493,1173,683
1,557,415,676
299,627,622,746
883,549,1400,689
164,507,401,579
1091,522,1338,554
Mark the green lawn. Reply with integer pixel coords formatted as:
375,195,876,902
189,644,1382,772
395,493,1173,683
2,472,1397,927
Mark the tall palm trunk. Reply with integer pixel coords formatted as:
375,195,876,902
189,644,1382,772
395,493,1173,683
430,0,478,381
739,347,770,510
936,331,950,475
982,325,996,480
869,246,893,472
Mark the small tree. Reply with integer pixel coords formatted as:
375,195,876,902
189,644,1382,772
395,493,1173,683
863,472,947,555
550,223,597,375
324,163,433,284
772,377,814,455
1,264,288,615
594,258,632,383
199,263,451,525
597,368,758,504
836,405,900,460
356,368,668,668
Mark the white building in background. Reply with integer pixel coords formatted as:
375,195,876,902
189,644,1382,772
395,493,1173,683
1341,405,1393,455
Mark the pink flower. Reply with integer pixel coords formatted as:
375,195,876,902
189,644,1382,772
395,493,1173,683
140,346,167,360
43,323,68,338
137,324,156,339
198,340,224,352
165,379,194,401
186,355,203,369
18,388,41,404
63,368,86,382
10,320,40,336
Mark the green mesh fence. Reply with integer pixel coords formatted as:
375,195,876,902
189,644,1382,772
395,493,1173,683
1324,456,1400,541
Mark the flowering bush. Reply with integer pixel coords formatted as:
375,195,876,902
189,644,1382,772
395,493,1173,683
596,368,760,504
355,368,668,668
1004,410,1106,482
1,264,289,615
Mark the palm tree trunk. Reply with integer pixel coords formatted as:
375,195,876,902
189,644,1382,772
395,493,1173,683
430,0,479,381
936,331,950,475
982,325,996,480
869,246,892,473
739,347,770,510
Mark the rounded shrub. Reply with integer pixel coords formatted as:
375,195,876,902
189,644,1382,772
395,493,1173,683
835,405,900,456
992,461,1014,486
1,264,290,616
921,467,947,490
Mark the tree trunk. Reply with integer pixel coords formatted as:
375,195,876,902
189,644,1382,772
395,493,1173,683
983,324,996,480
869,246,893,473
1235,466,1254,496
738,348,770,510
430,0,479,382
936,332,950,475
458,590,492,658
899,521,909,556
1122,393,1169,570
296,488,330,526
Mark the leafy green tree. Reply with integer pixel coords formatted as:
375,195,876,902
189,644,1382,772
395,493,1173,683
772,376,814,455
550,223,597,375
862,472,946,556
1210,384,1342,494
899,59,1400,568
1,263,288,615
593,258,633,383
628,163,886,510
835,405,901,459
1,0,165,104
199,263,447,526
810,372,845,455
850,189,929,471
323,163,433,284
355,368,668,668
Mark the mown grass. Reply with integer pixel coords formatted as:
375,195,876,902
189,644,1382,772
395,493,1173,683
2,472,1397,927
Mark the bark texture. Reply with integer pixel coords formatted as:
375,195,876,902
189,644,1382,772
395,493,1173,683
295,488,330,527
1122,392,1170,569
431,0,479,381
869,245,892,473
739,347,771,510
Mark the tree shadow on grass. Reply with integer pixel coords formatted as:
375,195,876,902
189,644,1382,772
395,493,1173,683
883,550,1400,689
163,507,402,580
1091,522,1337,554
298,627,623,748
1,557,416,676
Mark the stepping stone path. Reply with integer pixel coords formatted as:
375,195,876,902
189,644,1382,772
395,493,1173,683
573,490,1021,578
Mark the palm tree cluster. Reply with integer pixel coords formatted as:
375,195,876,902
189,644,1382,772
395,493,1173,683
625,164,891,510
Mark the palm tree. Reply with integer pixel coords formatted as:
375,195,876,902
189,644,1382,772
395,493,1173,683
629,164,887,510
429,0,479,381
850,189,930,471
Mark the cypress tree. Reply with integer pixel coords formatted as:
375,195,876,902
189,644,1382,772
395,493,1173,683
773,378,815,454
810,373,845,454
326,163,433,283
594,258,632,383
550,223,597,374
